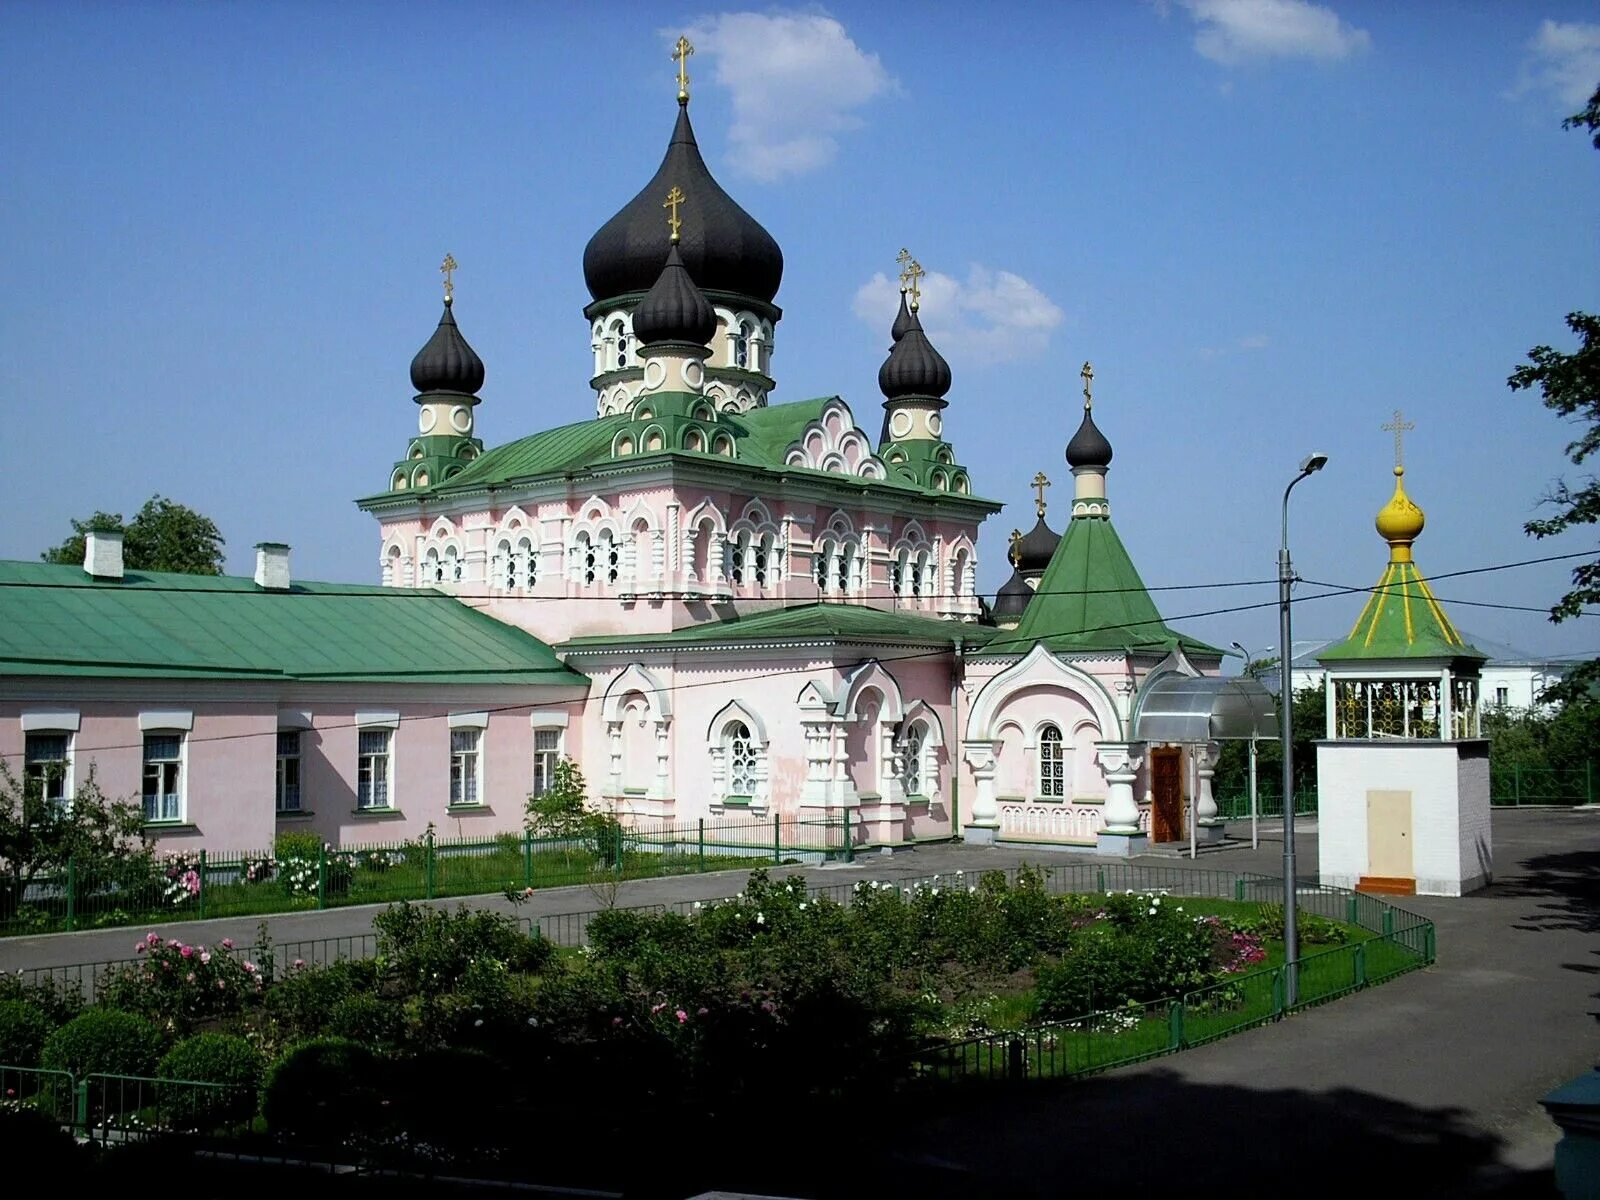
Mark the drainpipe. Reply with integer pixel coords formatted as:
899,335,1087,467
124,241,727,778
951,638,964,836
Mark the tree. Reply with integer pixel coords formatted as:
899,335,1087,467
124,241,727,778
1508,83,1600,706
41,494,225,575
0,762,152,922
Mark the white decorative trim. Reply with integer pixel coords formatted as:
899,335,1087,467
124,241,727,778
139,710,193,732
529,711,570,729
448,711,489,729
644,360,667,390
276,710,313,730
450,405,473,433
21,710,80,732
355,711,401,729
419,407,438,433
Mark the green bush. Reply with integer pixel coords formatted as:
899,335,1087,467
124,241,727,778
326,993,401,1046
0,999,53,1067
41,1008,163,1078
0,973,84,1027
156,1033,262,1130
263,959,375,1041
1034,895,1215,1020
373,901,550,995
261,1036,384,1141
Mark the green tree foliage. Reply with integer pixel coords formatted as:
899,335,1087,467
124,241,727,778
0,763,151,922
41,494,225,575
1509,84,1600,705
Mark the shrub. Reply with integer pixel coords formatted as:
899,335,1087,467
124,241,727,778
1035,894,1216,1020
373,901,550,995
42,1009,163,1078
263,959,375,1041
0,974,83,1027
100,932,265,1030
0,999,53,1067
326,993,401,1046
272,832,353,899
261,1036,384,1141
156,1033,262,1129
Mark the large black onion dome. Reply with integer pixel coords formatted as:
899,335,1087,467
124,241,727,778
410,300,485,395
1065,407,1113,468
878,302,952,400
633,243,717,347
992,569,1033,621
583,102,783,305
890,289,916,341
1015,515,1061,574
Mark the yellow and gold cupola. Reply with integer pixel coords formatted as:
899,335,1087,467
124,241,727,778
1375,461,1425,562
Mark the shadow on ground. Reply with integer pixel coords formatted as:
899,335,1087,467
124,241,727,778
638,1071,1555,1200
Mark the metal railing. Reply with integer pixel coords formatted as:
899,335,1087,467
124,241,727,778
1489,763,1594,807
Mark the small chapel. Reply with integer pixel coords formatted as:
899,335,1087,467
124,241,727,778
0,41,1241,857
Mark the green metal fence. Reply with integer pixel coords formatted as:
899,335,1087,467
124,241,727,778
1,813,855,938
1213,787,1319,820
0,1065,252,1141
1490,763,1594,807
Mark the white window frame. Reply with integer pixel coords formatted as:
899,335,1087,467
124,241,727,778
450,727,483,807
1037,723,1066,800
142,731,186,823
23,730,73,809
530,712,568,798
275,729,303,813
355,712,399,811
724,720,758,800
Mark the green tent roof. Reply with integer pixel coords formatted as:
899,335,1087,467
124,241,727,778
0,560,587,686
561,602,995,652
985,517,1221,657
1318,558,1487,663
359,394,998,510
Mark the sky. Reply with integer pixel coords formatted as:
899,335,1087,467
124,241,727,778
2,0,1598,664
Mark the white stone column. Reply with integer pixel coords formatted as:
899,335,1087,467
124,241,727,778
800,720,832,804
1095,742,1147,857
605,720,624,797
652,719,671,802
1196,741,1223,837
962,740,1001,845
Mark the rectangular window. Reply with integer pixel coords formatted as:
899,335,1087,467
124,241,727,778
357,729,391,809
1495,687,1509,706
450,729,481,806
276,730,302,812
532,729,561,797
142,734,183,822
24,733,69,807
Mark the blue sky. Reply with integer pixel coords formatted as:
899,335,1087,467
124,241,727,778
2,1,1597,662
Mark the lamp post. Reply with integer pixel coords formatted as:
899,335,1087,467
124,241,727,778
1232,641,1260,850
1279,452,1327,1006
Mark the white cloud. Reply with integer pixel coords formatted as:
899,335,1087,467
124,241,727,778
1516,20,1600,108
1174,0,1371,66
852,266,1065,366
677,12,893,181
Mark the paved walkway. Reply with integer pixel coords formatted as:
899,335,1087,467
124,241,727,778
4,809,1593,1199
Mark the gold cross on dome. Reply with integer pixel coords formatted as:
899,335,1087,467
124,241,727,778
673,36,694,101
896,249,925,311
664,186,685,242
440,253,458,302
1009,528,1023,567
1080,361,1094,410
1031,471,1051,517
1382,409,1415,470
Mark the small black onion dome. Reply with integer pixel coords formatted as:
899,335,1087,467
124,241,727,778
410,300,485,395
1065,407,1113,468
878,303,952,400
632,243,717,347
890,289,916,341
583,102,783,305
1015,515,1061,574
992,569,1033,621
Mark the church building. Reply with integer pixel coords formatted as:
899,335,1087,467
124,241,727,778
1,43,1231,858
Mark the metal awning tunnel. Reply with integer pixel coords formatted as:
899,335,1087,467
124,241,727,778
1133,674,1280,856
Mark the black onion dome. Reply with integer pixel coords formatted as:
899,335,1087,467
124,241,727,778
878,304,952,400
1065,407,1113,468
992,569,1033,621
583,102,783,305
632,243,717,347
890,289,916,341
1015,515,1061,574
410,300,485,395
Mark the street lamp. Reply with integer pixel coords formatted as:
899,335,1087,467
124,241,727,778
1279,451,1327,1006
1231,642,1260,850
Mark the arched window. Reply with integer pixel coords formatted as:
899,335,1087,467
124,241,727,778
899,722,925,796
813,539,833,590
836,542,853,594
725,721,757,798
383,545,402,587
496,539,514,590
575,533,596,585
733,320,753,369
752,533,772,589
598,530,620,585
891,550,906,596
611,320,629,370
728,531,748,586
444,545,462,582
424,547,443,584
911,550,928,599
1038,724,1065,798
518,535,537,589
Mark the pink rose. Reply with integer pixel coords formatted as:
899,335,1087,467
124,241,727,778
199,952,211,965
650,1003,664,1014
293,959,305,969
216,980,226,990
243,962,257,974
167,939,180,949
220,937,233,949
135,943,144,954
146,932,160,945
611,1016,623,1026
180,945,193,959
675,1010,688,1024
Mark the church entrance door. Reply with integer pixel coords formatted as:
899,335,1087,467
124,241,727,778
1150,747,1183,843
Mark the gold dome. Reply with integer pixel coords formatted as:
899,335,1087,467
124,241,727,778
1375,465,1425,560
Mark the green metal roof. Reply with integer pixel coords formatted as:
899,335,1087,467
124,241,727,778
985,517,1222,657
0,561,587,686
1318,557,1487,664
359,395,998,510
560,602,995,652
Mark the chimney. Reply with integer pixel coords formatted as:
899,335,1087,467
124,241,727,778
254,543,291,591
84,530,125,580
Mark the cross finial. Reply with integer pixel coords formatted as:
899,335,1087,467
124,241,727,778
440,254,458,303
896,248,926,311
1009,528,1023,567
1080,361,1094,411
664,186,685,243
673,36,694,102
1381,408,1415,471
1031,471,1051,518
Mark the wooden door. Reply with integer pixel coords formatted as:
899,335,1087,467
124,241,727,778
1150,747,1183,843
1366,790,1414,879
